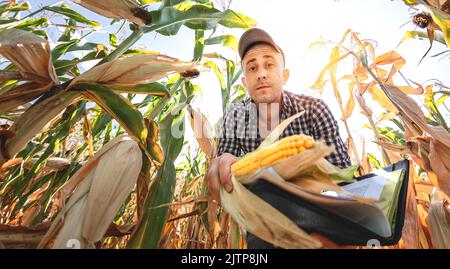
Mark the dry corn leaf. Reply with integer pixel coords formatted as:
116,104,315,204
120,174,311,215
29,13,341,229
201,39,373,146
72,0,151,26
69,54,196,88
21,204,42,227
206,199,220,246
0,29,58,85
385,85,450,148
367,86,399,113
1,91,81,165
398,85,424,95
377,138,434,177
342,82,355,119
0,158,22,176
329,47,343,104
380,85,450,196
427,189,450,248
417,203,432,248
354,65,369,82
373,67,389,81
0,83,53,113
400,165,420,248
371,50,405,82
429,139,450,197
360,138,372,175
310,52,352,91
187,106,216,160
445,200,450,223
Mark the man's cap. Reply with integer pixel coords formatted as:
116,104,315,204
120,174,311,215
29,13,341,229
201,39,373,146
238,28,285,64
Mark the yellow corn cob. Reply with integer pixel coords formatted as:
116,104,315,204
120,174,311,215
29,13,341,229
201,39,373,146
231,135,315,177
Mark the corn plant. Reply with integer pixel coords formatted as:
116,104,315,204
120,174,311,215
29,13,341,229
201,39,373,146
0,0,255,249
311,28,450,248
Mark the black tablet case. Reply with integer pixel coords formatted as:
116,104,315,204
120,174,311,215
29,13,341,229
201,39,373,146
244,159,410,248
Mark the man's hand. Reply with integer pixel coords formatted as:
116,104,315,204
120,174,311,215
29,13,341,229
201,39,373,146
205,153,239,203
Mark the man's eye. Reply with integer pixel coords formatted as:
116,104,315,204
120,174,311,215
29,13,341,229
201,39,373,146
249,66,256,72
267,62,274,68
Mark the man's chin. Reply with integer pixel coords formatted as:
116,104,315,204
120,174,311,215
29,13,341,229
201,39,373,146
254,95,276,104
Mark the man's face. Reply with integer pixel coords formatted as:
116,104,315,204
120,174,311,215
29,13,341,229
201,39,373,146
241,43,289,105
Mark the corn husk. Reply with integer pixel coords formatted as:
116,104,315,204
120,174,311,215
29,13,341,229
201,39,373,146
38,136,142,249
221,175,322,249
272,143,334,181
187,106,216,160
427,188,450,248
69,54,196,88
0,29,58,115
221,112,323,249
24,157,71,172
257,111,305,149
72,0,151,26
220,106,378,248
0,29,58,85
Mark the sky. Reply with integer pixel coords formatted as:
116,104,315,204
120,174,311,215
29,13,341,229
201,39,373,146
18,0,450,162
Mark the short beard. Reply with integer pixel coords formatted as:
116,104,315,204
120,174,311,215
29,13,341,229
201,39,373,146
252,92,279,105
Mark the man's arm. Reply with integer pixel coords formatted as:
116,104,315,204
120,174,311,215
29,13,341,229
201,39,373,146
206,108,241,203
310,99,352,168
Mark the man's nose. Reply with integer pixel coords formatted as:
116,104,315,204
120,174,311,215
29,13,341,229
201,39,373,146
257,70,267,80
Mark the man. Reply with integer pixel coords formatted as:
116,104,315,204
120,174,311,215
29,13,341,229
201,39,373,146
205,28,352,248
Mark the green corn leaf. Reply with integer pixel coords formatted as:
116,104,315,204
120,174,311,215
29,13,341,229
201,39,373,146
44,4,100,28
205,34,238,51
111,82,170,96
75,83,147,145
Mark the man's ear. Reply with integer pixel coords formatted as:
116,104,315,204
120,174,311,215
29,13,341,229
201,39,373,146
241,76,247,88
283,68,290,84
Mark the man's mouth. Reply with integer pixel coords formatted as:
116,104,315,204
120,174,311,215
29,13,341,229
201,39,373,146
256,85,271,90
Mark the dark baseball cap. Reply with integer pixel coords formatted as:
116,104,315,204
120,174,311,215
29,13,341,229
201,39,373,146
238,28,285,64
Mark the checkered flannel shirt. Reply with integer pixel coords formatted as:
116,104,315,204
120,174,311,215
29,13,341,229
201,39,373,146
217,90,352,168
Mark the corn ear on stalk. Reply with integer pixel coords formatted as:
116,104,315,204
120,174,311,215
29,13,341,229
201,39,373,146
38,136,142,249
231,134,315,177
72,0,152,26
69,54,196,88
0,28,59,84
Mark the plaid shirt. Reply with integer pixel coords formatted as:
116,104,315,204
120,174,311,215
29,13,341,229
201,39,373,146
217,90,352,168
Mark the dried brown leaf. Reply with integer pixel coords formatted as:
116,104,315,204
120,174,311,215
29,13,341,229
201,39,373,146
70,54,195,87
187,106,216,160
429,139,450,197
